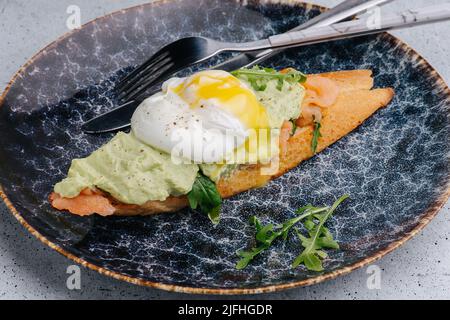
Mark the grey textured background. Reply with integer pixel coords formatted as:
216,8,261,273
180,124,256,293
0,0,449,300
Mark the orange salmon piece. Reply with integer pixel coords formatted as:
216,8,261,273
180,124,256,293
49,189,115,216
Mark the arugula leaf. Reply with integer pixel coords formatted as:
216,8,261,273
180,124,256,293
292,195,349,271
188,173,222,225
289,120,298,136
236,244,267,270
311,121,322,154
207,205,221,225
235,205,329,270
231,66,306,92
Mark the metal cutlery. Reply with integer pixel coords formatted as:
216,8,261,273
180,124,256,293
86,4,450,134
120,3,450,93
83,0,393,133
117,0,392,103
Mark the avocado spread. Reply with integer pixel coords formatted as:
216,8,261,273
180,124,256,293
54,132,199,204
54,75,304,204
252,79,304,128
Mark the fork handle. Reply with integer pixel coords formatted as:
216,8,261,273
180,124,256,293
263,4,450,50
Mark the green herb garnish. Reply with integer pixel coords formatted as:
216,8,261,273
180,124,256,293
231,66,306,92
290,119,298,136
187,173,222,225
236,195,349,271
311,121,322,154
292,194,349,271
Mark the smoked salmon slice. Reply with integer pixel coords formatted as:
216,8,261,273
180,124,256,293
297,75,340,127
49,188,115,216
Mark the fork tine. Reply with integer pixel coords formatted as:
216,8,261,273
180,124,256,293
117,37,213,102
118,55,173,99
116,50,170,92
120,62,174,102
119,62,175,102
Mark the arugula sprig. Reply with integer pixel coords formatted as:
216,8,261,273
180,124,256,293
187,173,222,225
311,121,322,154
292,194,348,271
231,66,306,92
236,204,330,270
236,195,349,271
289,119,298,136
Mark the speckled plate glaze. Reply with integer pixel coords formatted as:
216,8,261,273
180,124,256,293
0,0,449,295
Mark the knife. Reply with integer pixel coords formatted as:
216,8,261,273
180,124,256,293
82,0,392,134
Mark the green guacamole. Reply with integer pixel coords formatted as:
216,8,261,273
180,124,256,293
54,77,304,204
54,132,199,204
249,78,304,128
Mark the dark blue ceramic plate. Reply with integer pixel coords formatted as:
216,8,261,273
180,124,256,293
0,0,449,294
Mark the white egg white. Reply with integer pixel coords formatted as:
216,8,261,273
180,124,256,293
131,78,248,163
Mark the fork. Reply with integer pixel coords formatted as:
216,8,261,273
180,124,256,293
116,0,392,102
116,3,450,103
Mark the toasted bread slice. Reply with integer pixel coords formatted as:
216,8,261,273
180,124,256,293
50,70,394,216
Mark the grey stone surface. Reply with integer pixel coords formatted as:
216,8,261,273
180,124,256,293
0,0,449,300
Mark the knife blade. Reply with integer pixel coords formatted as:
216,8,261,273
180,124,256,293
82,100,141,133
82,0,391,134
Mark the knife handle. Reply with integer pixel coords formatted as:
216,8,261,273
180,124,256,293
267,4,450,49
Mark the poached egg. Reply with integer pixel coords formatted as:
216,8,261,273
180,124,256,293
131,70,277,164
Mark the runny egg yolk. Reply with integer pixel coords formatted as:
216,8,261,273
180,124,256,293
167,70,278,166
173,71,270,130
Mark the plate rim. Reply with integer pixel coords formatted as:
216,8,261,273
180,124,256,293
0,0,449,295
